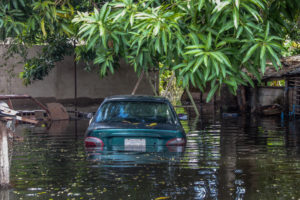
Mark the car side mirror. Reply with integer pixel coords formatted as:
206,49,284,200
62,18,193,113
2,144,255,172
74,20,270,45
89,117,94,125
87,113,93,119
178,113,188,120
87,114,94,125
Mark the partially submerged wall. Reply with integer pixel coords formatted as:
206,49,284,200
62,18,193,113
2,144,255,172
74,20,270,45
219,86,284,113
257,87,284,106
0,45,153,104
186,85,285,112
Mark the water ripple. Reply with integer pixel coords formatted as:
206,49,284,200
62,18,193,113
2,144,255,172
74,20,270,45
5,116,300,199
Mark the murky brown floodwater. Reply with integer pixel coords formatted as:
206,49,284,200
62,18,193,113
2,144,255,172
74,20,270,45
2,110,300,199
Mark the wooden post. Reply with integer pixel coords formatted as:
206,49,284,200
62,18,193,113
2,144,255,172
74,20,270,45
241,86,247,112
220,85,224,114
200,92,203,103
237,86,246,113
212,94,216,114
0,121,10,188
199,92,203,116
251,85,258,114
284,78,289,121
74,40,78,117
237,87,243,112
0,189,9,200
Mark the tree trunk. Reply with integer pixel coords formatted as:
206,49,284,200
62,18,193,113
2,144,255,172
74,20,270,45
146,72,158,96
131,70,144,95
0,121,10,188
162,73,175,97
186,87,199,116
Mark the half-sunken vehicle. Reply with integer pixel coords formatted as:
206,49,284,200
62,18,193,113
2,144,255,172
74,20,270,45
85,95,186,151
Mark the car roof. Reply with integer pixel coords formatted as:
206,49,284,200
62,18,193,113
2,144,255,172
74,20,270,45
103,95,169,103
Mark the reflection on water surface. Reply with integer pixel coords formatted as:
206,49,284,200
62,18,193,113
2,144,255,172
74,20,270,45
4,114,300,199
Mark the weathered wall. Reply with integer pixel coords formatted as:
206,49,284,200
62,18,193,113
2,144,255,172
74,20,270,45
0,46,58,97
219,85,284,113
0,46,153,103
257,87,284,106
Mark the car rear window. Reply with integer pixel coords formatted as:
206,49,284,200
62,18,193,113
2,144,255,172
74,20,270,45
95,101,176,124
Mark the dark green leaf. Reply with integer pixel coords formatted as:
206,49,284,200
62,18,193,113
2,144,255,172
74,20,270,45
206,84,218,102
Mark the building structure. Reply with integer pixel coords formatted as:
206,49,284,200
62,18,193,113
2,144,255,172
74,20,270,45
0,45,155,107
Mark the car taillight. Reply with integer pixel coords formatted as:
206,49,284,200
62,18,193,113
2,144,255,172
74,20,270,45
166,138,186,146
85,137,104,148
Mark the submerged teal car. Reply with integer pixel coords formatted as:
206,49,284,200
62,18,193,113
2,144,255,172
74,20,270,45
85,95,186,151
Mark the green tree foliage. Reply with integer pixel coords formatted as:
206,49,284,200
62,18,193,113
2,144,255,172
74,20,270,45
0,0,105,84
1,0,299,101
73,0,299,101
0,0,76,84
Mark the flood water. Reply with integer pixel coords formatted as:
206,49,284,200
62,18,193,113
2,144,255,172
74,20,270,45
3,110,300,199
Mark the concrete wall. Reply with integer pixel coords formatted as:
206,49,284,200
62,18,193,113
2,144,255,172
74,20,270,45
0,45,153,103
0,46,57,97
257,87,284,106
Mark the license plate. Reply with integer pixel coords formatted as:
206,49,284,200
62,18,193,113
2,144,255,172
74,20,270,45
124,139,146,152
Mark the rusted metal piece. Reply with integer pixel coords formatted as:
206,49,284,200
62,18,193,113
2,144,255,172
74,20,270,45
29,97,49,113
0,94,32,99
0,95,51,123
0,95,71,122
46,103,69,121
10,116,38,124
0,95,50,114
34,110,46,120
7,99,13,110
48,120,69,134
0,105,38,124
